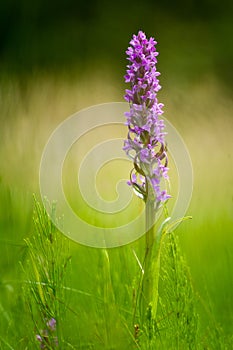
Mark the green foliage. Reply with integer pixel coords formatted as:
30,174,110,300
23,198,71,349
130,230,198,349
0,194,232,348
156,232,199,349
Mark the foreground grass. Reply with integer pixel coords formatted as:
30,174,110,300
0,194,232,349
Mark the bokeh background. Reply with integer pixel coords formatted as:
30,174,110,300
0,0,232,346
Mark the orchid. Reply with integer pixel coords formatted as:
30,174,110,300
123,30,170,205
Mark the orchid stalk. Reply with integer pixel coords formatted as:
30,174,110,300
123,31,170,330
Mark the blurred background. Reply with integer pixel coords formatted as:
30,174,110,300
0,0,233,83
0,0,232,344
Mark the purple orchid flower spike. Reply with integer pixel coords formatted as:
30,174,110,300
123,30,170,206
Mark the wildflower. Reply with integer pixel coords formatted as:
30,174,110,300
36,334,45,349
47,317,56,332
123,30,170,205
36,318,58,349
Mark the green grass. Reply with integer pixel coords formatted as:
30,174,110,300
0,71,232,348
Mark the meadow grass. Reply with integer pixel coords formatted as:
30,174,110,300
0,71,232,348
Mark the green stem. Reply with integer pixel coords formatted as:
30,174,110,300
140,198,161,332
101,249,115,347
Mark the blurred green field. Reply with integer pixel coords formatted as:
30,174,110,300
0,67,232,348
